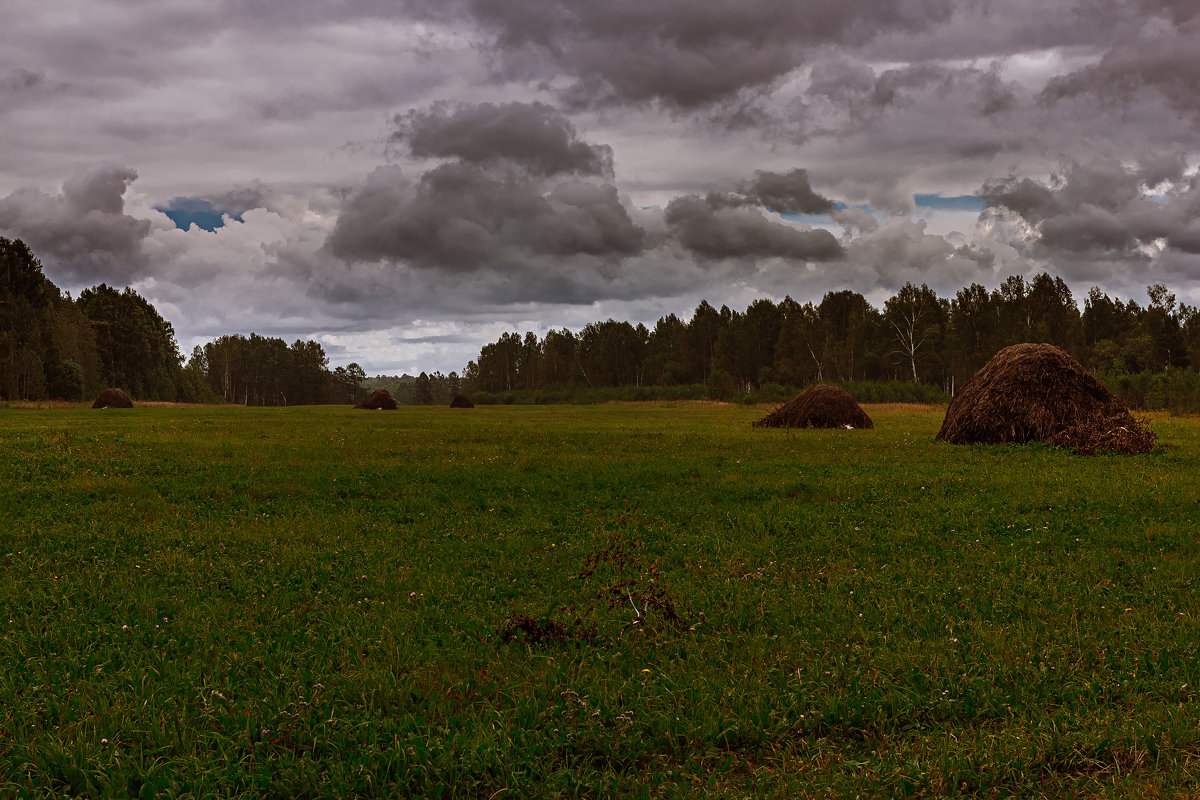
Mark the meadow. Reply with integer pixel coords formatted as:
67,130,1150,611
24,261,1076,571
1,402,1198,798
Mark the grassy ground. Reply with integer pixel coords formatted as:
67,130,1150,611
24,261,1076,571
1,402,1198,798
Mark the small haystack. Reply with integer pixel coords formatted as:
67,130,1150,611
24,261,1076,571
92,387,134,409
355,388,399,410
449,394,475,408
753,384,874,429
936,342,1156,454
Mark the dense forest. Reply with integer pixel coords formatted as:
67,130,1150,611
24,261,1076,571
0,236,347,404
464,274,1200,404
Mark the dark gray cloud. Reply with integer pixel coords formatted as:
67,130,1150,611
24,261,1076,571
1041,12,1200,119
327,163,645,269
395,101,614,176
417,0,954,109
2,67,43,94
741,169,835,215
860,0,1103,62
664,194,842,261
0,164,150,282
205,182,274,217
981,159,1200,257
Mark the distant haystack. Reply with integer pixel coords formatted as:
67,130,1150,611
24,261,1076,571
355,389,399,410
92,388,134,409
936,342,1156,454
753,384,873,429
449,394,475,408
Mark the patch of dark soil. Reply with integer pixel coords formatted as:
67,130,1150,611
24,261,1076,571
497,614,594,645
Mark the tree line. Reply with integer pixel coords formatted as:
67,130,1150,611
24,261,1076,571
1,237,346,404
7,234,1198,406
1,237,181,402
464,274,1200,397
362,372,463,405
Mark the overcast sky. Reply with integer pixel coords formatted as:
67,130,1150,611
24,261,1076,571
2,0,1199,375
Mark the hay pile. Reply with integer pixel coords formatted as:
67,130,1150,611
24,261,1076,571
92,388,134,408
449,394,475,408
936,342,1156,454
753,384,874,429
355,388,398,410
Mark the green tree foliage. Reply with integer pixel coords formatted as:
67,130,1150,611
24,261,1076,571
413,371,434,404
197,334,334,405
465,276,1200,400
578,320,648,387
715,299,783,390
883,282,945,383
360,371,461,405
818,290,883,382
77,284,182,400
332,362,368,404
1,237,102,400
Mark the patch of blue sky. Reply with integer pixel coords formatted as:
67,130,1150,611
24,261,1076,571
780,195,983,226
156,198,244,232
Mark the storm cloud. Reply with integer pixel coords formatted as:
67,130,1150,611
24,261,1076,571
740,169,836,215
416,0,955,109
1041,10,1200,119
396,101,614,177
664,194,842,262
0,164,151,282
327,163,645,269
981,159,1200,257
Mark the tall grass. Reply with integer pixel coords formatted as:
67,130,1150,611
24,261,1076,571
0,403,1196,797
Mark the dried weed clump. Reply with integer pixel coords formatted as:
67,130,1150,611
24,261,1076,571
576,532,690,636
498,531,694,647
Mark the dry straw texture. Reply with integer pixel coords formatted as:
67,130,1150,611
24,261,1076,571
355,389,399,410
92,387,134,408
936,342,1156,455
449,394,475,408
753,383,874,429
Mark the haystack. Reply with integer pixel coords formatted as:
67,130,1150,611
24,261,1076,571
449,394,475,408
753,384,873,429
355,388,398,410
936,343,1155,454
92,387,134,408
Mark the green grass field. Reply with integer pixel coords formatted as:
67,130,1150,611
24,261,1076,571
2,403,1199,798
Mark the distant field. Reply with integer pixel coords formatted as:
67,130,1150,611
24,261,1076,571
1,403,1198,798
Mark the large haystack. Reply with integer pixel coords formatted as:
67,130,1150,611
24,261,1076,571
449,394,475,408
355,388,398,410
936,342,1156,454
753,384,874,429
92,387,134,408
